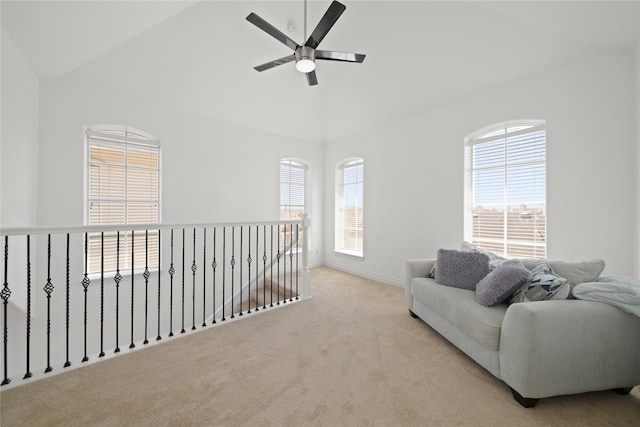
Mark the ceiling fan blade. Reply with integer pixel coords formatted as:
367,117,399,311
304,1,346,49
246,13,299,51
306,70,318,86
316,50,366,63
254,54,296,72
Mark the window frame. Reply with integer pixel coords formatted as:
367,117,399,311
335,157,364,258
84,125,162,276
464,120,546,258
280,158,309,252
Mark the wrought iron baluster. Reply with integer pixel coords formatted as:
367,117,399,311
82,233,90,361
43,235,53,371
169,229,175,337
212,228,217,324
65,233,72,365
247,226,251,314
202,228,207,327
239,226,243,316
100,232,105,356
230,227,235,319
191,228,197,331
296,224,299,300
114,232,121,353
256,225,260,312
282,224,287,305
24,235,32,379
276,225,281,305
270,225,273,308
156,229,162,341
1,236,11,385
289,223,294,302
129,230,135,349
143,230,150,345
262,226,266,310
222,227,226,322
181,228,185,334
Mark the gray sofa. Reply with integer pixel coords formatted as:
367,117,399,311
405,258,640,407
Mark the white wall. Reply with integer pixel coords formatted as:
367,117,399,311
324,51,637,285
37,77,324,267
636,7,640,279
1,29,39,228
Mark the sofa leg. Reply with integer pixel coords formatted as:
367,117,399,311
613,387,633,395
510,388,539,408
408,310,418,319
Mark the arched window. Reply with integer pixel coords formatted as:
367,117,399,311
85,126,161,274
335,158,364,257
464,121,546,258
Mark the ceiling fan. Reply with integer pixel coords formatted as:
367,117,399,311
246,0,366,86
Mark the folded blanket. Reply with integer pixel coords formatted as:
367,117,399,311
573,278,640,317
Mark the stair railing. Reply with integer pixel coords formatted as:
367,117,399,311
0,217,310,390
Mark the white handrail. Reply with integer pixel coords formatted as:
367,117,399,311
0,220,303,237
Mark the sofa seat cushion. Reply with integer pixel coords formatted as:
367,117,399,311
411,277,507,350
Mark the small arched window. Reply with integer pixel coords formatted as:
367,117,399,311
85,126,161,274
464,121,546,258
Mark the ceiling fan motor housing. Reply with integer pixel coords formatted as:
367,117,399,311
295,46,316,72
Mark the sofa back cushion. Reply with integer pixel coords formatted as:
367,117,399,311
435,248,489,290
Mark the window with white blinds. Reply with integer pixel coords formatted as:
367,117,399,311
280,159,306,251
465,122,546,258
335,158,364,256
280,160,306,221
86,128,161,274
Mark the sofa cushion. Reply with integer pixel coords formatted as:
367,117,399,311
548,259,605,297
510,262,570,303
411,277,507,350
476,259,532,307
435,248,490,290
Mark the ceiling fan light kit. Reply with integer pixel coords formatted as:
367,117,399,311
246,0,366,86
295,46,316,73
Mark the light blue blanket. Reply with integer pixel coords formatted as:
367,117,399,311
573,275,640,317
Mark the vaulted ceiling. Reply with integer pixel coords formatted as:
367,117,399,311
2,1,638,142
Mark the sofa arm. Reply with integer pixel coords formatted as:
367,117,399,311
499,299,640,399
405,259,436,309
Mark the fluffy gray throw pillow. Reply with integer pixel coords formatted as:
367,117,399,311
435,248,490,290
475,259,532,306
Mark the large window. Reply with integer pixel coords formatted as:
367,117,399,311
335,158,364,257
464,121,546,258
86,127,161,274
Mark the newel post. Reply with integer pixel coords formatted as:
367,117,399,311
301,214,311,299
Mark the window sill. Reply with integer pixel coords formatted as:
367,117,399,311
334,249,363,260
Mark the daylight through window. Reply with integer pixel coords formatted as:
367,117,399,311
335,158,364,256
465,122,546,258
86,128,161,274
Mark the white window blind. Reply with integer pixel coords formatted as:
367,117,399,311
280,160,305,221
466,123,546,258
336,159,364,255
86,128,160,274
280,159,306,251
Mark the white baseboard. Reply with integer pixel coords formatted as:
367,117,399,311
322,262,404,288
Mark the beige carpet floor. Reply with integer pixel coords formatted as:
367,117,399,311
1,267,639,426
